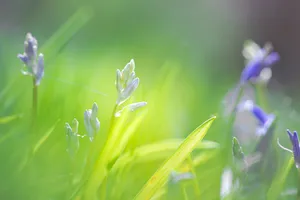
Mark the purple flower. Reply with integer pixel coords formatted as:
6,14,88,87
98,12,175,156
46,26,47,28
238,100,275,136
287,130,300,168
240,41,279,84
17,33,44,86
278,130,300,168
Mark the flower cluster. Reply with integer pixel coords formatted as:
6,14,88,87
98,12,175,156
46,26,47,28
240,41,279,84
17,33,44,86
84,102,100,142
115,59,140,105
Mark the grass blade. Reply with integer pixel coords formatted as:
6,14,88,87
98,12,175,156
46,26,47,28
267,156,294,200
33,119,60,154
0,114,22,124
134,116,216,200
111,139,219,174
110,109,148,162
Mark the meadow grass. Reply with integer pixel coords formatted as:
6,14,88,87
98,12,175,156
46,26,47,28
1,6,300,200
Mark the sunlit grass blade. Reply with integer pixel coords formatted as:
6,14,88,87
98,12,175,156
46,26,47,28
32,119,60,154
82,107,136,199
148,151,218,200
110,109,148,162
134,116,216,200
267,156,294,200
0,114,22,124
110,139,219,174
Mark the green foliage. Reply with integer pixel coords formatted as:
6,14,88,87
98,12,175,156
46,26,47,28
1,2,299,200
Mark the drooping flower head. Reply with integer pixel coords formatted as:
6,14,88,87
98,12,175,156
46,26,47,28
17,33,44,86
278,130,300,169
287,130,300,168
115,59,139,105
240,40,279,84
84,102,100,141
238,100,275,136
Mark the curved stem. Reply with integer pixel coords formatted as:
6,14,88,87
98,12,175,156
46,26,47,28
277,138,293,153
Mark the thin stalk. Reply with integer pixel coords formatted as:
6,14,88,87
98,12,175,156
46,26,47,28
187,155,200,197
67,158,75,199
297,169,300,200
82,104,118,199
32,78,38,125
107,104,118,134
225,84,244,164
255,83,269,111
181,185,189,200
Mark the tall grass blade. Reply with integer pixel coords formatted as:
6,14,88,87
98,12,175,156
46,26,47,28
134,116,216,200
267,156,294,200
111,139,219,174
33,119,60,154
0,114,22,124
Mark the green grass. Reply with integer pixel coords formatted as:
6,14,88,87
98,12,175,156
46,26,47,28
1,4,300,200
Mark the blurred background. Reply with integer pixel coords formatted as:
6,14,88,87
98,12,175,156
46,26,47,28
0,0,300,199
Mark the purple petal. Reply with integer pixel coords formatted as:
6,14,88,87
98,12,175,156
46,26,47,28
252,105,268,125
293,131,300,159
17,54,28,65
264,52,280,66
240,59,263,83
35,54,44,86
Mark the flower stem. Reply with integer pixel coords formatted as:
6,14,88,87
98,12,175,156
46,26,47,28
181,185,189,200
297,168,300,200
255,83,269,111
82,104,119,199
225,84,244,164
187,155,201,197
32,78,38,125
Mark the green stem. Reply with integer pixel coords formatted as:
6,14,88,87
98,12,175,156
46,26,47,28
187,155,200,197
82,104,119,200
255,83,269,111
297,169,300,200
225,84,244,164
181,185,189,200
32,78,38,125
108,104,118,134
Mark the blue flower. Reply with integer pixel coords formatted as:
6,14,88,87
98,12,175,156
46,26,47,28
240,41,279,84
238,100,275,136
278,130,300,168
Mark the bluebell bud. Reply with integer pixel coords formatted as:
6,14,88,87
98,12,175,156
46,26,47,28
116,59,140,105
232,137,244,160
278,130,300,168
84,102,100,141
17,33,45,86
65,119,80,157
